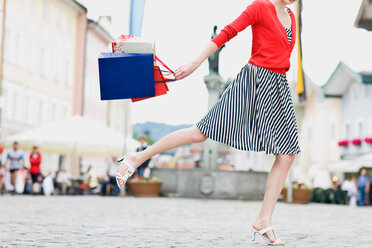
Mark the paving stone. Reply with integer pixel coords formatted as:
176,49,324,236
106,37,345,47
0,196,371,247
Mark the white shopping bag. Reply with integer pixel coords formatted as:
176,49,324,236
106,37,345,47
15,173,25,194
42,175,54,196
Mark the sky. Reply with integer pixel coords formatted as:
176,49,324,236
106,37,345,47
80,0,372,125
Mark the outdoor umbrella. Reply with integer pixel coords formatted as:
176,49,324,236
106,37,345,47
3,116,139,156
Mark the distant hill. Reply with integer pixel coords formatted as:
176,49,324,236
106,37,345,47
133,122,193,142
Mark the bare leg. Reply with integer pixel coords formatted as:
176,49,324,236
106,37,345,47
117,125,207,188
252,154,295,244
10,171,17,189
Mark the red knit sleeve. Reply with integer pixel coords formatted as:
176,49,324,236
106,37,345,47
212,0,262,48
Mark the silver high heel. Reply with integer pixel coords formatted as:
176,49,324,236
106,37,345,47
251,226,285,246
115,156,136,189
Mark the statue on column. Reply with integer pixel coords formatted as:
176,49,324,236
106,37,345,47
208,25,225,75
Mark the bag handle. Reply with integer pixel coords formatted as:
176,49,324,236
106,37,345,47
154,56,176,84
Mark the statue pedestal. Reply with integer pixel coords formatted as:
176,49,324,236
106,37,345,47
203,74,224,170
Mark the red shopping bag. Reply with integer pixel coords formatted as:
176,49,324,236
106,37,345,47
131,56,176,102
110,34,176,102
131,65,169,102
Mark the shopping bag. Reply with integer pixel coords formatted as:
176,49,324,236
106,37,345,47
131,56,176,102
98,53,155,100
131,65,169,102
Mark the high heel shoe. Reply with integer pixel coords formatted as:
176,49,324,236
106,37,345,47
251,226,285,246
115,156,135,189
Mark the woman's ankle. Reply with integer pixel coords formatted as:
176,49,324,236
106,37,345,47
252,216,272,229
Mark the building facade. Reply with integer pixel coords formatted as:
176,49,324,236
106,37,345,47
323,62,372,159
2,0,86,137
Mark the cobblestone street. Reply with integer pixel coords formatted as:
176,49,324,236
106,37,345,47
1,195,371,248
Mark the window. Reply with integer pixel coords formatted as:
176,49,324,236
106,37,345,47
2,88,8,119
350,83,359,104
43,0,48,22
38,96,47,124
357,120,363,138
345,122,350,140
330,122,336,141
14,32,21,66
4,28,13,63
51,102,57,122
12,91,18,120
40,45,50,78
368,118,372,136
364,84,369,99
24,94,30,123
55,8,61,28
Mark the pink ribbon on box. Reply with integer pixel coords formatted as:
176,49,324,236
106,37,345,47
111,35,136,53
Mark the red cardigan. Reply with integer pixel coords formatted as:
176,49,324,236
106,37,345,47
212,0,296,74
29,153,42,174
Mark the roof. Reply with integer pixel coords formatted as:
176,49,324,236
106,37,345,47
72,0,87,12
322,62,362,97
355,0,372,31
88,19,114,42
362,74,372,84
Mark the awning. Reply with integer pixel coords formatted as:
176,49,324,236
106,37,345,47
328,153,372,173
3,116,140,156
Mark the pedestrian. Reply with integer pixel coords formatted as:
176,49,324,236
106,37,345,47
116,0,299,245
341,176,358,207
55,168,71,195
86,165,99,194
136,137,151,177
101,155,120,196
5,141,25,191
0,163,6,195
357,168,370,206
29,146,42,183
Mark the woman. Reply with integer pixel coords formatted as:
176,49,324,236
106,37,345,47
116,0,299,245
29,146,42,183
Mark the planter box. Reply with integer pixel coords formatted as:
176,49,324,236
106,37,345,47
281,188,313,204
127,181,163,197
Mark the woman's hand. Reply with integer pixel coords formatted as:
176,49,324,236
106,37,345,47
174,62,199,80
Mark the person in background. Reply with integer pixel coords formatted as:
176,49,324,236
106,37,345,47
357,168,370,206
5,142,25,191
341,176,358,207
56,168,71,195
15,165,28,194
86,165,99,194
0,163,6,195
29,146,42,183
101,155,120,196
136,137,151,177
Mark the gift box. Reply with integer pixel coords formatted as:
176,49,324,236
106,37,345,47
98,35,175,102
98,53,155,100
111,35,155,54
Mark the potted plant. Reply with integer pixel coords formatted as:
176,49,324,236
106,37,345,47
281,181,313,204
351,138,362,146
364,137,372,145
127,176,163,197
337,140,349,147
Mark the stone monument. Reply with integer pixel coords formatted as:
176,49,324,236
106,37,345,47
203,26,225,170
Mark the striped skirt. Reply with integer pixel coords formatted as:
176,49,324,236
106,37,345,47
196,63,301,155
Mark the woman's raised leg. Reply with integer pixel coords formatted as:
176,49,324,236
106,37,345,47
252,154,295,245
116,125,208,188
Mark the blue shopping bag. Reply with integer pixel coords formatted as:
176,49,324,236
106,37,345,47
98,53,155,100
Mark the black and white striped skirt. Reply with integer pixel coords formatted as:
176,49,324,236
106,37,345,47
196,63,301,155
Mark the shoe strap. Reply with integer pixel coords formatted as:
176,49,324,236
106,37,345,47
122,158,135,172
258,226,274,235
